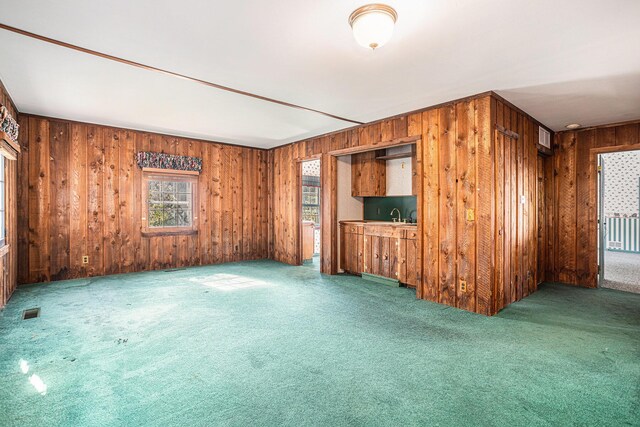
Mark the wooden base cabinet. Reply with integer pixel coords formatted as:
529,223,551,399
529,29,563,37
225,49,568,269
341,222,418,288
364,225,401,280
340,223,364,274
398,229,418,288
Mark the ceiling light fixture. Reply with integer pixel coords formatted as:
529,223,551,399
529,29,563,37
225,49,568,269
565,123,581,129
349,4,398,50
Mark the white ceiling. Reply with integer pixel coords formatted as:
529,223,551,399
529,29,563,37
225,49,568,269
0,0,639,148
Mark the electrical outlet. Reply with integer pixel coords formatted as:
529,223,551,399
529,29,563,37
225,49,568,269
460,280,467,292
82,256,89,264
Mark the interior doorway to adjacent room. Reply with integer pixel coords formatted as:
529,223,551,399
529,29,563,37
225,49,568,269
598,149,640,294
300,159,321,269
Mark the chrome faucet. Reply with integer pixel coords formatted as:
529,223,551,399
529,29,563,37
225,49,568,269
390,208,401,222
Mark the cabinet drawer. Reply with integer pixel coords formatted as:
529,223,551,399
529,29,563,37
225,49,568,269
364,225,402,238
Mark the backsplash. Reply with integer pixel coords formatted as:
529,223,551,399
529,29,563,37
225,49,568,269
363,196,417,222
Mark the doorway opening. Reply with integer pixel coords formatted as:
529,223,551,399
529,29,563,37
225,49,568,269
301,159,321,270
598,149,640,293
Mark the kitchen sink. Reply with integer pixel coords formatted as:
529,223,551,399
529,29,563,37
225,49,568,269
363,221,417,226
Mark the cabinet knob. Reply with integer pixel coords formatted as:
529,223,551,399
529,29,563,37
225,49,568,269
384,255,388,260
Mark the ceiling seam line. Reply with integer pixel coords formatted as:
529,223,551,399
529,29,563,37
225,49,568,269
0,22,364,126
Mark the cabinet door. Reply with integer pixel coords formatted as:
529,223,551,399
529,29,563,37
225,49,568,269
363,234,370,274
405,238,418,288
398,238,407,283
351,150,386,197
345,232,357,273
356,232,364,274
367,235,382,276
381,236,391,278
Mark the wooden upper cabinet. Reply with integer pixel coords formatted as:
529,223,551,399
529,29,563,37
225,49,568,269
351,150,386,197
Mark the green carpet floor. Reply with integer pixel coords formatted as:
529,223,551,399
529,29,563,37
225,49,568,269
0,260,638,426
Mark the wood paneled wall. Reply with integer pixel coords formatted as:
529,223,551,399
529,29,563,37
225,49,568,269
268,110,420,275
490,98,547,312
0,80,18,308
552,121,640,287
17,115,269,285
268,93,551,315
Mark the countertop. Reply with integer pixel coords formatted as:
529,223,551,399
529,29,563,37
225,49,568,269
339,220,417,227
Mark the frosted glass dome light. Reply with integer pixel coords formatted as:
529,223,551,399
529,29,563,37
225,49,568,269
349,4,398,50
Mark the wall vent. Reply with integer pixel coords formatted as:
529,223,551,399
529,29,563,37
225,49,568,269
539,126,551,149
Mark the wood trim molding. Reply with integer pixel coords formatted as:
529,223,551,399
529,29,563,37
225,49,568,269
141,167,200,176
589,142,640,155
0,131,20,160
141,230,198,237
0,22,363,126
0,244,9,258
328,135,420,156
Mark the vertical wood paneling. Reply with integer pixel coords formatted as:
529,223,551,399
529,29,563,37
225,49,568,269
269,93,548,315
438,105,456,307
28,117,51,283
86,125,105,276
18,115,269,284
552,121,640,287
455,100,476,312
136,133,151,271
17,116,29,286
49,121,70,280
422,109,439,302
556,132,577,284
475,97,494,315
121,130,137,272
15,93,556,316
103,128,121,275
69,124,88,278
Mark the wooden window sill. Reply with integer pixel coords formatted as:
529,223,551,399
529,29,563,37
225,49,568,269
142,229,199,237
0,244,9,257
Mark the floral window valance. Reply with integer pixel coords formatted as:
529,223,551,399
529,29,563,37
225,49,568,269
0,105,19,142
136,151,202,173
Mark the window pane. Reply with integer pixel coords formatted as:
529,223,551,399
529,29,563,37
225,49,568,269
177,208,191,226
162,192,177,202
149,209,165,227
146,177,193,229
177,182,190,193
149,202,164,211
148,191,161,203
163,209,177,226
162,181,176,193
